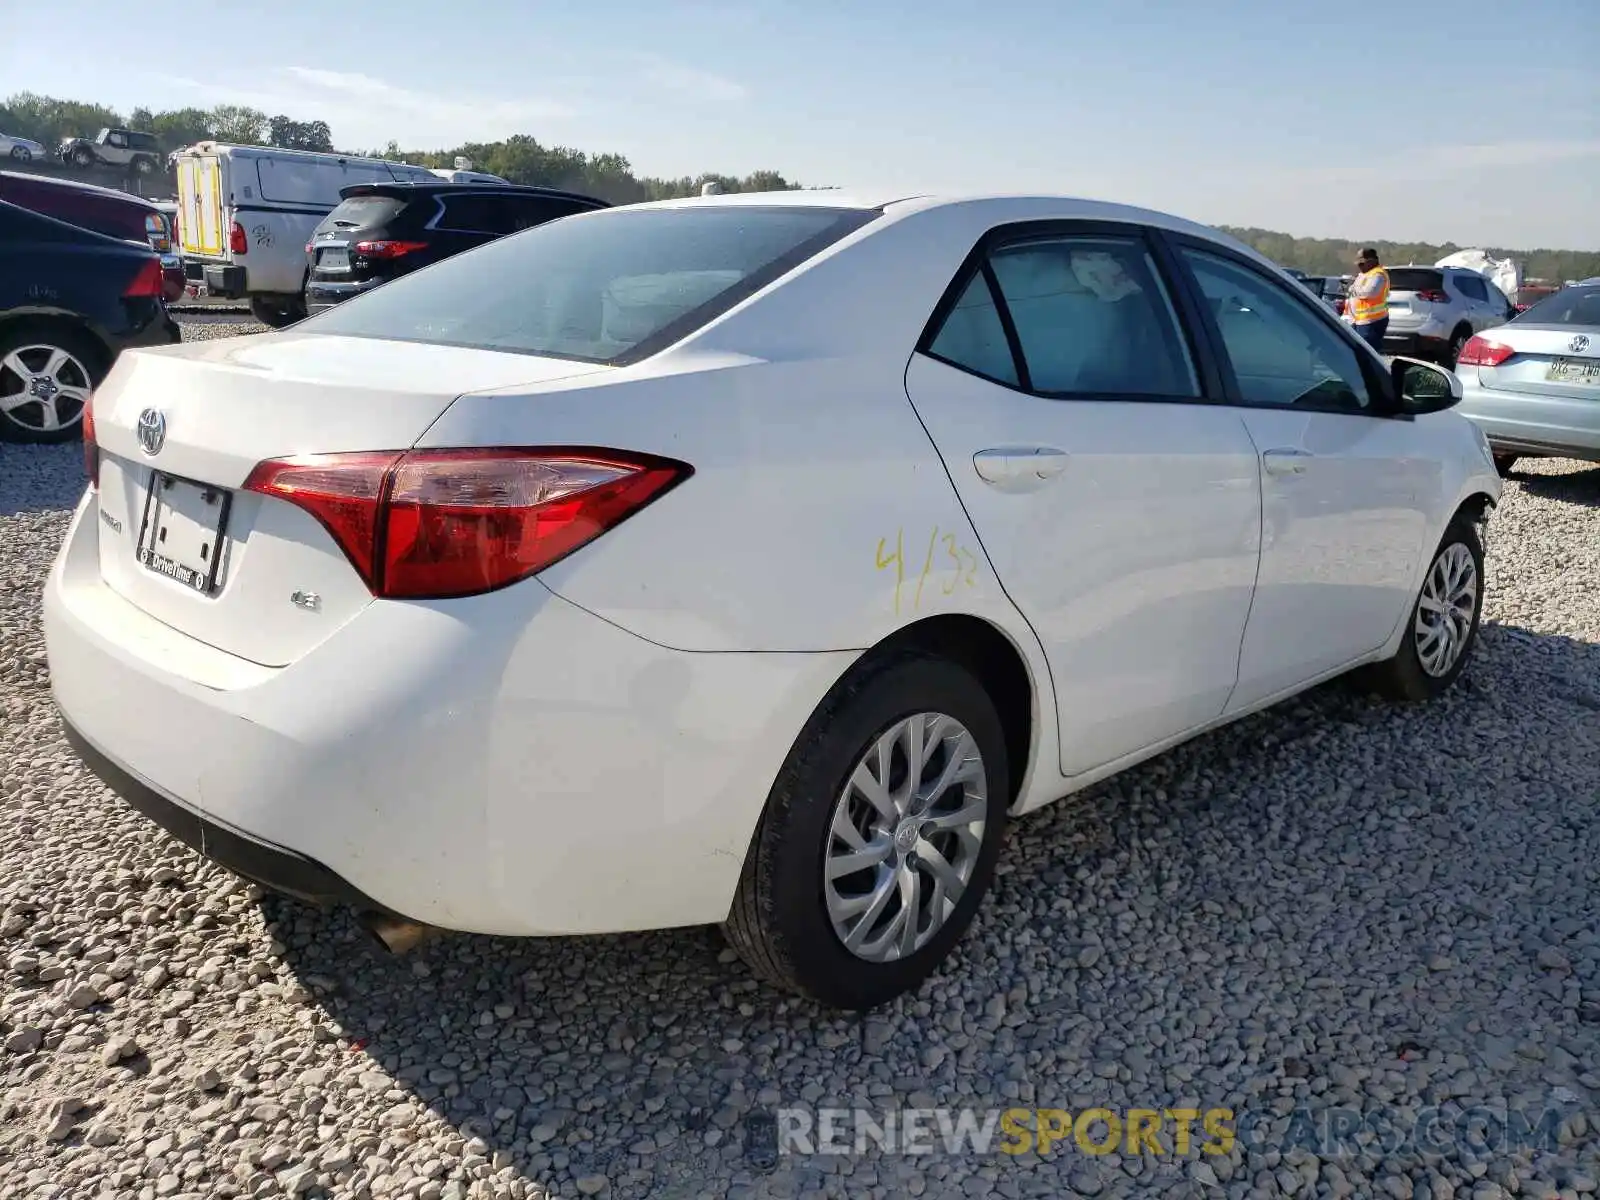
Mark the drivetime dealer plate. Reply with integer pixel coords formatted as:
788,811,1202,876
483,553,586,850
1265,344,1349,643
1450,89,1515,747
136,472,231,595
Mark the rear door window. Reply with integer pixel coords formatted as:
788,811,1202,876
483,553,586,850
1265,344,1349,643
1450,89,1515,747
1453,274,1488,302
303,204,877,364
435,193,518,234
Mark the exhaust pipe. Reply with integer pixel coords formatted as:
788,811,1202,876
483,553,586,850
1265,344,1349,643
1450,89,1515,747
358,911,438,955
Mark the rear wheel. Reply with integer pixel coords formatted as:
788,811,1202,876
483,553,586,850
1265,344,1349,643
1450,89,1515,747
1492,453,1518,477
1359,518,1484,702
9,145,30,163
249,296,307,329
0,325,103,444
723,653,1010,1010
1443,326,1471,368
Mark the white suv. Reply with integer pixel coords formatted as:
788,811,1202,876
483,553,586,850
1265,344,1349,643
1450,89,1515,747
1382,265,1518,366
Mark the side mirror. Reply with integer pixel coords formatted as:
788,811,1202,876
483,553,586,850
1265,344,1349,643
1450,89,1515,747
1390,356,1462,415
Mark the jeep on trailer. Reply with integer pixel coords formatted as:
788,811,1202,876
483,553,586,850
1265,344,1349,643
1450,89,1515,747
58,128,162,177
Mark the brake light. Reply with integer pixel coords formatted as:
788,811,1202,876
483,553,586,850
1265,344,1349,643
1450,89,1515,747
1416,288,1449,303
122,258,166,298
83,398,99,489
229,221,247,255
354,240,428,259
1455,336,1514,367
243,449,692,599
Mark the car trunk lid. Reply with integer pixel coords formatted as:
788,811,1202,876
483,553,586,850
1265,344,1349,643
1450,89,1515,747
1470,325,1600,397
90,331,610,667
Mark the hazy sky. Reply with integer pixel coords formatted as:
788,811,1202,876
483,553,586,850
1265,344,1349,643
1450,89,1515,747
4,0,1597,248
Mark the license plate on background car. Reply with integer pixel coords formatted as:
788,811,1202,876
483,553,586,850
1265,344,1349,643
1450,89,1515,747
1546,357,1600,385
319,247,350,273
137,473,231,595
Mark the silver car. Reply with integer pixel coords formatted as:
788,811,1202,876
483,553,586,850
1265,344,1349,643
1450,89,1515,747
1454,282,1600,475
1383,265,1518,366
0,130,46,163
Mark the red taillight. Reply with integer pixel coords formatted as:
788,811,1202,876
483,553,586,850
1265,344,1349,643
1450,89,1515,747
1455,336,1514,367
83,399,99,488
1416,288,1449,303
354,240,428,260
243,449,691,600
229,221,248,254
123,258,166,298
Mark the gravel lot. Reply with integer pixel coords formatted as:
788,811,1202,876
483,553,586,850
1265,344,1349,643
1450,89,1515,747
2,316,1598,1199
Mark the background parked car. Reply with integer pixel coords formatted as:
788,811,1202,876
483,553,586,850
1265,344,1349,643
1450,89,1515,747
58,127,163,177
304,181,607,314
0,172,184,302
1382,265,1518,366
1454,281,1600,475
0,130,46,163
0,200,179,443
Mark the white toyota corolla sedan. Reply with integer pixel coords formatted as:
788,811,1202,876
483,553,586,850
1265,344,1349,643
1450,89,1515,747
45,191,1502,1009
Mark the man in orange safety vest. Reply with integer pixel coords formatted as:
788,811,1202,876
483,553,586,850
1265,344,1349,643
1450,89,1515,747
1345,248,1390,352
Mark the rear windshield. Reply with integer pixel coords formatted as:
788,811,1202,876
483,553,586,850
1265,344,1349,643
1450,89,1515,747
302,204,878,365
1387,268,1443,293
1514,285,1600,327
321,195,408,230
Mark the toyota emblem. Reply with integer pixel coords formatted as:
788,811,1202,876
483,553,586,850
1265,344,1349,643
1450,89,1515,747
1571,334,1591,354
136,408,166,456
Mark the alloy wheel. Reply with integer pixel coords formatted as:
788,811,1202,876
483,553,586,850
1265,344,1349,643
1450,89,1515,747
0,344,93,435
1414,542,1478,677
824,712,988,962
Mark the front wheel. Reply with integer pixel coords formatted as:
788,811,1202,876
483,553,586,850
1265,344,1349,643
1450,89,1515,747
131,156,155,176
1359,518,1485,701
9,145,30,162
69,146,94,168
723,653,1010,1010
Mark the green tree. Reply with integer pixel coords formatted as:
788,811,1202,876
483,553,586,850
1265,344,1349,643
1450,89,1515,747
209,105,269,145
1,91,124,143
268,115,334,152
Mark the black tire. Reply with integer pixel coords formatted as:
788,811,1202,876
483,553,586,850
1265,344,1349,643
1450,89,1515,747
1443,326,1471,368
1359,517,1485,702
249,296,304,329
723,652,1010,1010
69,146,93,169
131,156,155,177
1493,453,1518,477
0,323,105,444
9,146,29,162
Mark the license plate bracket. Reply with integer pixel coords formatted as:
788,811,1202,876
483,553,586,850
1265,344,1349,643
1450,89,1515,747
1546,357,1600,384
136,471,231,596
319,247,350,273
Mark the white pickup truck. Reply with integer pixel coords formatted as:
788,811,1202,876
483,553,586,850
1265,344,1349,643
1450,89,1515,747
173,142,438,326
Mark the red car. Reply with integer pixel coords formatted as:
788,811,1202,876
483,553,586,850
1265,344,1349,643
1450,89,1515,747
0,170,184,302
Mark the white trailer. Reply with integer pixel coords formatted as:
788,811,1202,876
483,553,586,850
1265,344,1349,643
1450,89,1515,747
173,142,437,326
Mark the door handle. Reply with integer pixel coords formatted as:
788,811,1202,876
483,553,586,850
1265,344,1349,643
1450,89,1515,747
1262,447,1312,476
973,447,1069,490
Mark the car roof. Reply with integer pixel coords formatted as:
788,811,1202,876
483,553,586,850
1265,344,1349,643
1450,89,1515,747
338,180,609,206
626,190,1272,262
0,169,161,210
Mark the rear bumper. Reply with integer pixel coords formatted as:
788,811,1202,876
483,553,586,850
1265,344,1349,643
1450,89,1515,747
305,278,382,313
44,491,851,936
1382,331,1450,359
1457,373,1600,462
61,718,399,914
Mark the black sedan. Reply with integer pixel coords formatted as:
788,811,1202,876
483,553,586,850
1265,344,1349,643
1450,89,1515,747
0,199,180,443
303,181,607,315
